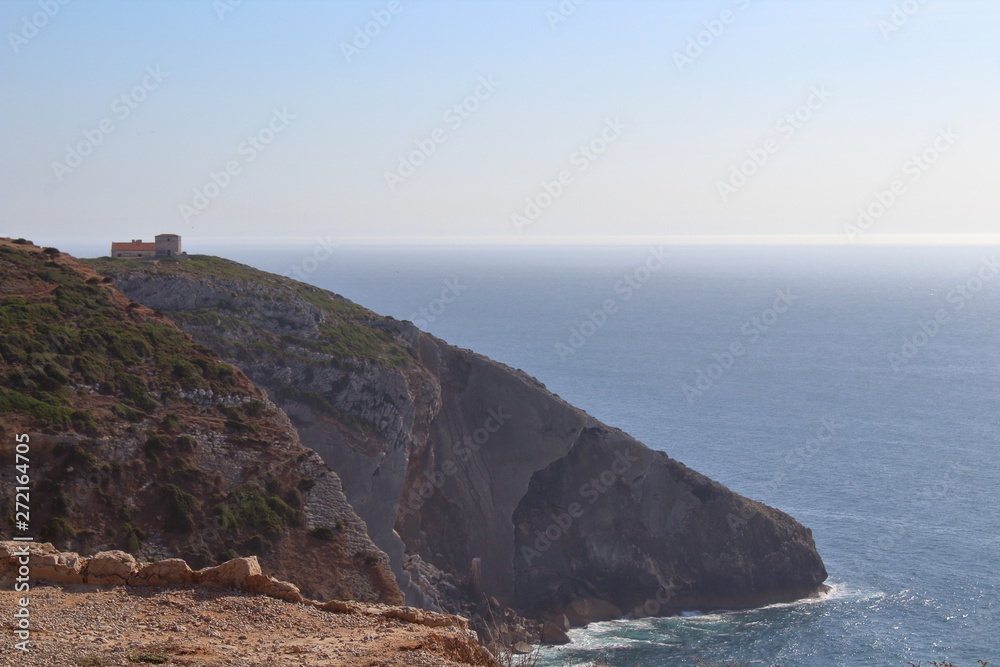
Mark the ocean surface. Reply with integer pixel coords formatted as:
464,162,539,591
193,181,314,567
79,242,999,666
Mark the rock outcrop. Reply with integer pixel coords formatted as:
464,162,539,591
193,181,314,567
0,540,478,631
0,541,302,601
0,542,497,667
90,253,829,636
0,240,401,607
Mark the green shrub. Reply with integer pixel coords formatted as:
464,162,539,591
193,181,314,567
161,413,182,430
214,483,304,540
143,434,168,463
123,524,146,552
119,374,157,412
166,459,202,484
215,504,242,532
44,517,76,542
308,526,337,541
243,400,265,417
111,402,142,422
161,484,198,533
264,475,281,495
0,389,82,431
284,488,303,509
56,443,98,471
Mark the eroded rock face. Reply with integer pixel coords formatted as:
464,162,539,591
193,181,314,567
0,542,307,604
85,550,138,585
98,257,829,632
510,426,828,619
402,335,828,624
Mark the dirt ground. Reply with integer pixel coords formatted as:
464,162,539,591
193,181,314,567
0,584,499,667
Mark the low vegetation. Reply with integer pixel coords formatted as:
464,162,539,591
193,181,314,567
0,247,254,436
85,254,413,368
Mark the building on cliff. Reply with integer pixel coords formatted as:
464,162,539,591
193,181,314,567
111,234,182,259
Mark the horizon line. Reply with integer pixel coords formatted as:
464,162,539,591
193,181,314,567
29,233,1000,249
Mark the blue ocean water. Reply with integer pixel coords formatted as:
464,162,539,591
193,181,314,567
167,244,1000,665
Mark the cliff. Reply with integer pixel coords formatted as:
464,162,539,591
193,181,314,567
0,239,401,605
86,252,828,634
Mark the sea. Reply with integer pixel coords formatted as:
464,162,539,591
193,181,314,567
75,242,1000,666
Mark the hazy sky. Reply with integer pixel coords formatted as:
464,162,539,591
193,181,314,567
1,0,997,247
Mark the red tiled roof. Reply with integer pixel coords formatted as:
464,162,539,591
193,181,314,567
111,242,156,251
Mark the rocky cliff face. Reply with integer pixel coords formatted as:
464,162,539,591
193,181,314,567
90,254,828,633
0,240,401,605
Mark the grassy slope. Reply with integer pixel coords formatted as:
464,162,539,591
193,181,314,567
86,254,412,368
0,240,324,571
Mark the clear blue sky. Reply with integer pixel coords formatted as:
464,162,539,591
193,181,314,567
1,0,997,247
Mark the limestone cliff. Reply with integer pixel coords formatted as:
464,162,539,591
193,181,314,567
0,240,401,605
88,253,828,634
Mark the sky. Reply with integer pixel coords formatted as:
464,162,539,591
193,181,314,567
0,0,998,249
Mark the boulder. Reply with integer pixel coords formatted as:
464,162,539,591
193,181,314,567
34,551,85,584
0,542,84,585
540,620,570,645
321,599,356,613
511,642,534,655
196,556,261,588
85,550,138,584
381,606,466,629
245,573,303,603
563,597,622,627
130,559,195,586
